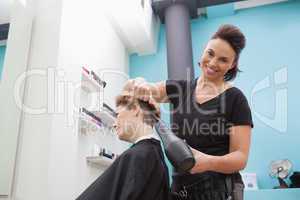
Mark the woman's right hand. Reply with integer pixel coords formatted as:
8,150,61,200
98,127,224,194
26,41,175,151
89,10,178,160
125,77,168,103
131,77,153,102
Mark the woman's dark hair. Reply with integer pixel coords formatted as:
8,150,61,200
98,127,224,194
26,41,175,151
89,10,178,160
211,24,246,81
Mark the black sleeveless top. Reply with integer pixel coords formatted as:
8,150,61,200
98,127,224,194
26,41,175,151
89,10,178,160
166,78,253,156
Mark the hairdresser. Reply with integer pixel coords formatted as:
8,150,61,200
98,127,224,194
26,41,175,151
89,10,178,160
129,24,253,200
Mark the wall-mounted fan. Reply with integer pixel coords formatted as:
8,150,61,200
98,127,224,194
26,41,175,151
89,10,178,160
269,159,293,189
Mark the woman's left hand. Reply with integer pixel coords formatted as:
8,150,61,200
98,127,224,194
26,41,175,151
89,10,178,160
190,147,212,174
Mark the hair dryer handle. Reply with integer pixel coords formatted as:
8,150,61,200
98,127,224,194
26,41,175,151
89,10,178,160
155,122,195,172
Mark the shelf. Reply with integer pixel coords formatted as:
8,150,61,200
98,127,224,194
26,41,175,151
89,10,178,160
78,114,102,135
78,107,104,135
244,188,300,200
86,155,115,167
81,68,106,93
81,72,102,93
78,104,117,135
92,103,117,129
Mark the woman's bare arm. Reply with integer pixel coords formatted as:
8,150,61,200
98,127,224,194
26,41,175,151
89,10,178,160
132,78,169,103
190,125,251,174
148,81,169,103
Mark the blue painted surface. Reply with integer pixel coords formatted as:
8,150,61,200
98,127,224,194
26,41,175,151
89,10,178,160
130,0,300,198
0,45,6,80
206,3,235,18
245,188,300,200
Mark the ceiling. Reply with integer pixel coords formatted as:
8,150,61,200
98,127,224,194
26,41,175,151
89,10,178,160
0,0,14,24
0,0,289,25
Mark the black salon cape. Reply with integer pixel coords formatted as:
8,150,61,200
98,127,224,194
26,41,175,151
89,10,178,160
76,138,170,200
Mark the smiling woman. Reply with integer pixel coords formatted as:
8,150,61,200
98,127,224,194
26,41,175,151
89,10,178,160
130,24,253,200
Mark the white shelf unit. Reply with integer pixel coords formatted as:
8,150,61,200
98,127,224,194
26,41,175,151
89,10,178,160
78,67,120,169
86,156,115,167
85,144,118,168
81,67,106,93
78,112,102,135
78,106,116,136
92,103,116,129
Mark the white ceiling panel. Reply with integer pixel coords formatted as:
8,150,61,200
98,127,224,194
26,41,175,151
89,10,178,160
0,0,14,24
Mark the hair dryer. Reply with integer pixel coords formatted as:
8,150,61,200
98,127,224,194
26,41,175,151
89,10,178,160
154,120,195,173
138,100,195,172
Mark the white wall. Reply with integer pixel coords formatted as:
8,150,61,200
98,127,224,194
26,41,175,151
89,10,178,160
12,0,62,199
12,0,129,200
105,0,160,55
48,0,129,199
0,0,33,196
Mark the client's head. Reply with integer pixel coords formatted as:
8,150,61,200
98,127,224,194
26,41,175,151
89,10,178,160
114,80,160,143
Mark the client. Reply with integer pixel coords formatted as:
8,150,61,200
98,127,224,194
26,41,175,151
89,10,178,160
76,80,170,200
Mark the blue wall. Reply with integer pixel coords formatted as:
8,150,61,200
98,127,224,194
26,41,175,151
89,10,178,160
0,45,6,79
130,0,300,193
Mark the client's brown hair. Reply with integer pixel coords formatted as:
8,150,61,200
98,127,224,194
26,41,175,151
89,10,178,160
115,94,160,127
